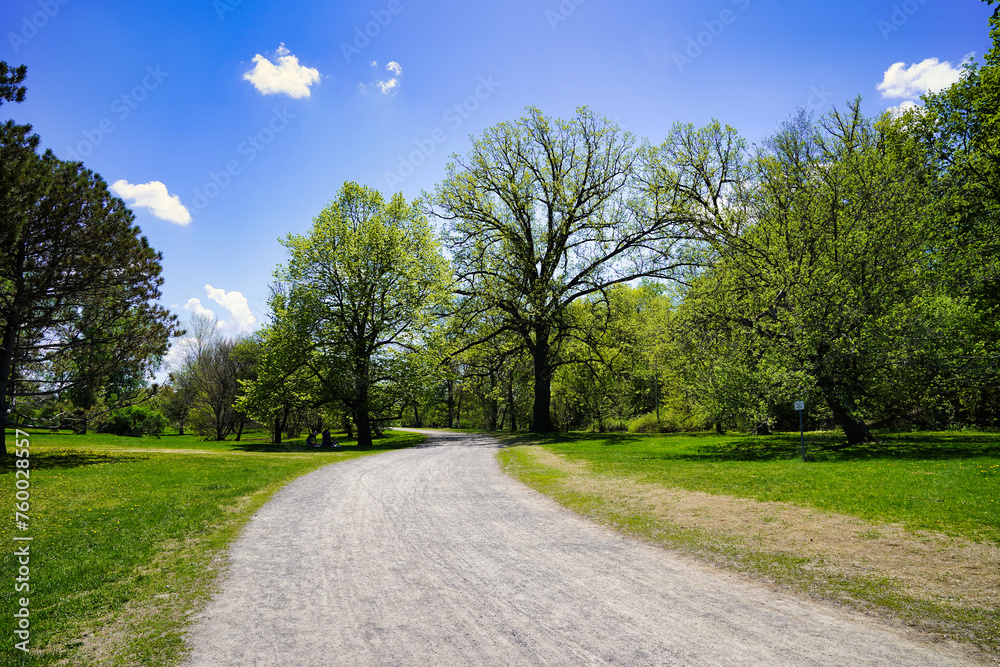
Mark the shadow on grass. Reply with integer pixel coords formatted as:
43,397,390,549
492,430,1000,464
664,432,1000,463
493,431,720,448
0,450,149,473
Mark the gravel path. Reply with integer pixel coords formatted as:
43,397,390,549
183,430,983,666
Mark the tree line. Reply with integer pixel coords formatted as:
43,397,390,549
3,6,997,450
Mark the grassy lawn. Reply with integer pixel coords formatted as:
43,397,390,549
1,428,424,666
497,430,1000,655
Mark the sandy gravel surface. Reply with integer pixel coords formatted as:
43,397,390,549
183,430,983,666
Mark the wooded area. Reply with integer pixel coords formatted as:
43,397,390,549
2,9,998,449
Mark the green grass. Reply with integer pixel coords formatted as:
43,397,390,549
0,428,424,666
499,430,1000,544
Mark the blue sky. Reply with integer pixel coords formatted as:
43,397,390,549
2,0,994,360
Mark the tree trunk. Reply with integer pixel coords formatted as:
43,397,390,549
715,421,724,434
354,408,373,447
530,332,555,433
273,416,282,444
820,378,875,446
235,417,246,442
0,316,20,457
446,379,455,429
506,373,517,431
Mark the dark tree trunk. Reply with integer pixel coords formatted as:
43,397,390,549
354,408,373,447
530,331,554,433
445,379,455,429
0,316,19,457
715,421,724,434
235,417,246,442
506,373,517,431
820,378,875,446
273,416,282,444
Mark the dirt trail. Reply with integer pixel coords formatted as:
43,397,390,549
183,430,984,666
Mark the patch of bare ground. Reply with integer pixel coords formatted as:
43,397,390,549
525,447,1000,638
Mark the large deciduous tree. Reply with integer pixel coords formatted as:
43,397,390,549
0,64,179,455
431,106,695,432
266,182,450,447
656,104,946,444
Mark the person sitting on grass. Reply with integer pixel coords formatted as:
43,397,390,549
322,428,337,447
306,431,317,447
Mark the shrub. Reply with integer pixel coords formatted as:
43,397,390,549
99,405,168,437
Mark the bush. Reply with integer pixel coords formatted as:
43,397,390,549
627,411,687,434
99,405,168,437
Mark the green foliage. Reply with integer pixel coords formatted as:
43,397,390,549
246,182,450,447
434,107,698,433
0,64,179,455
98,405,168,437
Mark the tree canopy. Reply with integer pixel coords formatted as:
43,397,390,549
1,63,179,454
431,106,697,432
245,182,450,447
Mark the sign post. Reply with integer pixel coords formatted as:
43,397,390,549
794,400,806,461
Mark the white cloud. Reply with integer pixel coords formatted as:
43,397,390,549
886,99,920,117
243,43,321,99
360,60,403,96
184,297,216,320
377,78,399,94
111,180,191,225
876,57,965,100
184,285,257,335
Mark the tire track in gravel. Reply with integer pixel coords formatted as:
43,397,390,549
183,431,985,666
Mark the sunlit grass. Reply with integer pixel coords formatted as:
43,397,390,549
499,430,1000,543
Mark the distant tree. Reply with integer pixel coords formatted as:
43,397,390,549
173,315,253,441
264,182,450,447
431,107,696,433
0,64,179,455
